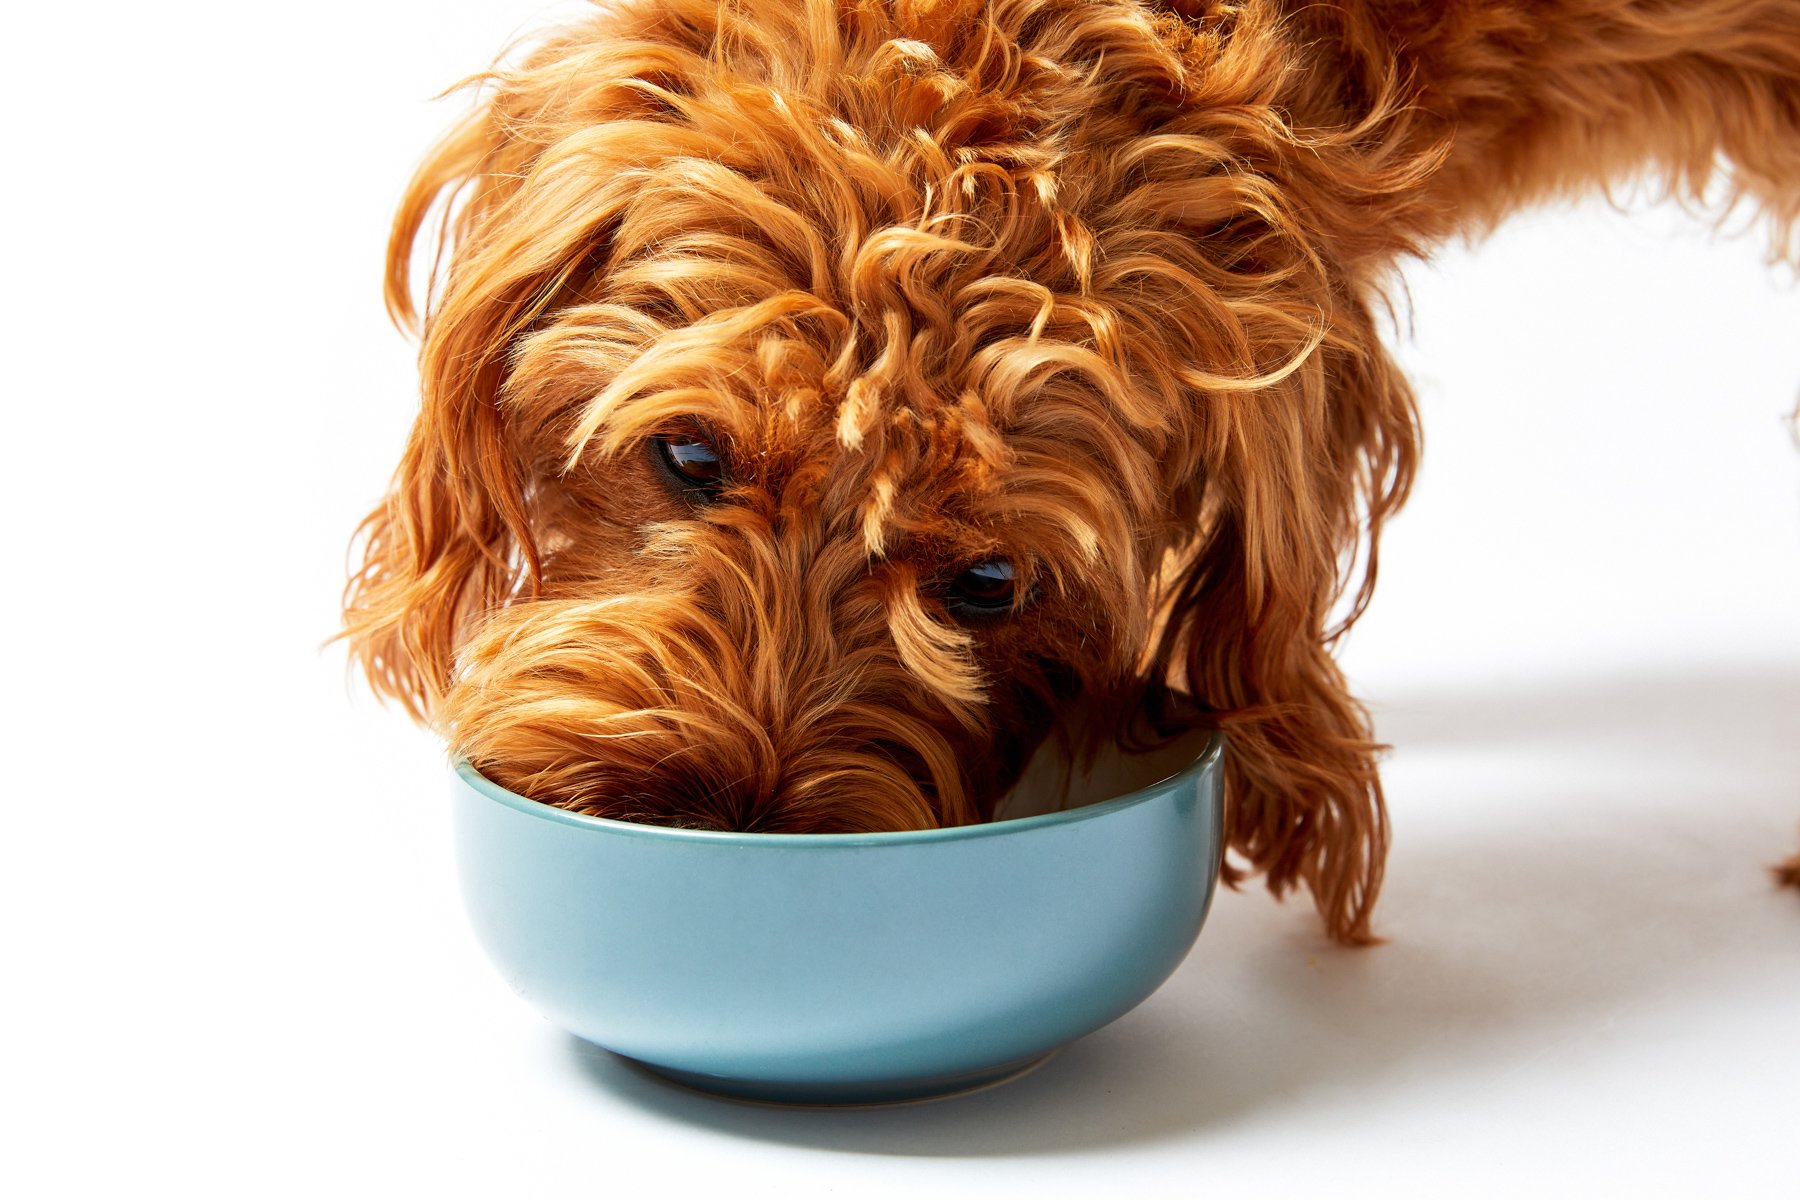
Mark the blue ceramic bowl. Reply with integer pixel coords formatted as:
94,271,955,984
451,727,1224,1105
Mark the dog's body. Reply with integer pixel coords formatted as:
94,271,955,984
346,0,1800,941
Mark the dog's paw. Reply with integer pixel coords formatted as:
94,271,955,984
1774,847,1800,891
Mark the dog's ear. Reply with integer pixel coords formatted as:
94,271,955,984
343,91,602,719
1147,306,1418,945
1115,7,1435,943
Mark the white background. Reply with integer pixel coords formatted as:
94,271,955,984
4,2,1797,1195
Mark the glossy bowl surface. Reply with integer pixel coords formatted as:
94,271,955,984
452,728,1224,1104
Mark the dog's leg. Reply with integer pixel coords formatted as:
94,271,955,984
1777,848,1800,891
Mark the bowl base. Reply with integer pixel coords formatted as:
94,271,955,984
618,1047,1061,1108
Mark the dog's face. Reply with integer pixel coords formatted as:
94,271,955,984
441,355,1144,831
347,0,1416,915
441,256,1168,830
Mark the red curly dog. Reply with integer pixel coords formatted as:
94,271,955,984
345,1,1800,942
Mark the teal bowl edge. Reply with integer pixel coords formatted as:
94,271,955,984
450,726,1225,844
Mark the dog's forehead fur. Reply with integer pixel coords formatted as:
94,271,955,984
479,0,1333,598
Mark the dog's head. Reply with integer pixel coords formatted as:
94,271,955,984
346,0,1431,939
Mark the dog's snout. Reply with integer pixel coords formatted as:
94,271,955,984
594,748,946,834
442,576,978,833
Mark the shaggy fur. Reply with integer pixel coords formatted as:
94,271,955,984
345,0,1800,943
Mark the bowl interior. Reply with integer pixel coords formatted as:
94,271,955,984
992,713,1217,823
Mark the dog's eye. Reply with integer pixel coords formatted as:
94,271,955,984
654,433,726,499
947,560,1018,617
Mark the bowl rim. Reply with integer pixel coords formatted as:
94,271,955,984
453,728,1223,848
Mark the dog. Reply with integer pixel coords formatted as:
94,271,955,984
344,0,1800,943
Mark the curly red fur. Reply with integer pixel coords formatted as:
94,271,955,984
345,0,1800,942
